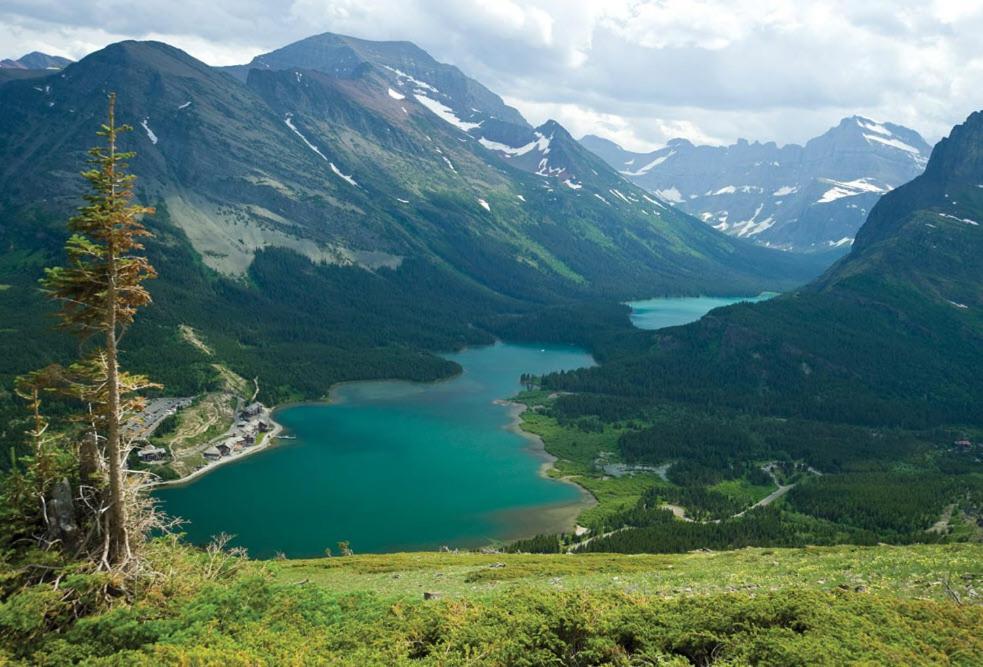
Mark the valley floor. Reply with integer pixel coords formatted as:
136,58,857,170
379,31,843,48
508,389,983,555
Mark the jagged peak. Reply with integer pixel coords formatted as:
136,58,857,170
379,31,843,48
536,119,569,138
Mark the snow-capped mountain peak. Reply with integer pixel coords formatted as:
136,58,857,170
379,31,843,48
581,117,933,252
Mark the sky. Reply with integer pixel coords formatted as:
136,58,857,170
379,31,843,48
3,0,982,152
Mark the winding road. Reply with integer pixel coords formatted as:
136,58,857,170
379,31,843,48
567,462,810,549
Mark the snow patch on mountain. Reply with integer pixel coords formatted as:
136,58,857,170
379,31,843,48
329,163,358,187
383,66,438,93
620,151,674,176
480,132,551,160
479,137,518,153
414,94,481,132
937,212,980,226
479,137,533,157
817,178,888,204
535,156,564,177
477,198,490,211
730,203,774,237
862,133,925,161
857,118,891,136
387,88,405,100
609,188,631,204
641,193,665,209
140,118,158,145
178,100,192,110
284,113,327,161
582,116,930,251
563,179,582,190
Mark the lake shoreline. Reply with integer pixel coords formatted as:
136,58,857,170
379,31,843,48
156,342,598,554
497,399,598,527
152,414,287,489
156,368,470,488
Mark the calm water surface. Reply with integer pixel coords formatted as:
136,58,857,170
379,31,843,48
628,293,776,330
156,343,593,557
157,296,776,557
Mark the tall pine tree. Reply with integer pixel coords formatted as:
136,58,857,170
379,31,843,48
42,93,157,567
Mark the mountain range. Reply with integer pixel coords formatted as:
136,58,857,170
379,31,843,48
582,117,932,252
0,51,72,70
0,33,830,409
552,111,982,427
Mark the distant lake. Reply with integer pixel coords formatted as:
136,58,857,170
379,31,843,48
155,343,594,557
628,293,776,330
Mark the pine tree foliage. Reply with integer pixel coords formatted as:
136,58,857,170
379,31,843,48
33,93,160,569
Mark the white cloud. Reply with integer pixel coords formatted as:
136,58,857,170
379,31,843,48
2,0,982,150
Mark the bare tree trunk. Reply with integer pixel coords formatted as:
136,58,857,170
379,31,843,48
78,430,103,484
105,317,130,565
103,95,130,567
46,477,80,553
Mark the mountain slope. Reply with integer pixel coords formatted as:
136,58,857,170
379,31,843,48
225,32,527,129
582,117,932,252
221,33,830,289
0,39,823,292
550,111,983,428
0,36,829,417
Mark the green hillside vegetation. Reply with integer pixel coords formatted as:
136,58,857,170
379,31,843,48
499,112,983,556
1,540,980,665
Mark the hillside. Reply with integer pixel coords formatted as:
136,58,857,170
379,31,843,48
582,117,931,251
0,36,830,422
553,111,983,427
509,111,983,557
0,35,836,466
1,540,979,664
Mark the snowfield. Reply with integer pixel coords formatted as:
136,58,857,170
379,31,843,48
414,94,481,132
817,178,887,204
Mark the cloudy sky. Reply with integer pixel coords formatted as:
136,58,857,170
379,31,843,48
3,0,981,151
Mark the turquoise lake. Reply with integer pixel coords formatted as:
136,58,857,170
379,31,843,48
627,293,776,330
155,343,594,557
156,295,773,557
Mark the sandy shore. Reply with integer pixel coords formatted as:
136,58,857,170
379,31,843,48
151,417,286,488
496,399,598,531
